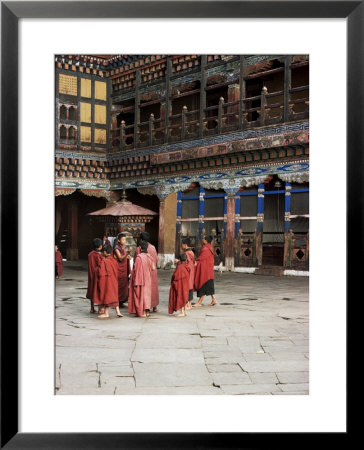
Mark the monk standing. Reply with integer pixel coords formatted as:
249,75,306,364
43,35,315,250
168,254,190,317
93,245,123,319
113,233,131,308
55,244,63,279
86,238,103,313
128,240,155,318
193,235,217,307
134,231,159,312
182,238,195,309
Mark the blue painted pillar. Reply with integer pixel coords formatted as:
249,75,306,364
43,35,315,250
223,194,228,237
283,181,292,268
235,195,241,237
176,191,182,234
198,186,205,237
284,182,291,232
256,183,265,266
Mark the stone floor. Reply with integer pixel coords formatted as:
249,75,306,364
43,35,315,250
55,261,309,395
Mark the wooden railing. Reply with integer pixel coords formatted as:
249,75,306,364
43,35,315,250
110,84,309,151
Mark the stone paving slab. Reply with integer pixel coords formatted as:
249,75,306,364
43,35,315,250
56,263,309,395
220,384,282,394
133,362,213,387
238,360,309,373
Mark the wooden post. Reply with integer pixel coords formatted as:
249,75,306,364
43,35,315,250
284,55,292,122
165,56,172,143
227,84,240,126
283,182,291,267
239,55,246,130
260,87,267,126
119,120,125,150
149,113,154,146
134,68,141,147
66,201,78,260
256,183,265,266
199,55,207,137
218,96,224,134
175,191,182,255
225,193,236,271
181,105,187,140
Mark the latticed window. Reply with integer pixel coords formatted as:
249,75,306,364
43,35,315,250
59,125,67,139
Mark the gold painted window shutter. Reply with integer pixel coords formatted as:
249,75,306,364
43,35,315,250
95,104,106,124
95,128,106,144
80,126,91,142
80,102,91,123
59,74,77,96
81,78,92,98
95,81,107,100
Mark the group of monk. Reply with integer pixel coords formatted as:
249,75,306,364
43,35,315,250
57,230,217,319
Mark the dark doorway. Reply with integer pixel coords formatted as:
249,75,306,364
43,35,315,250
262,182,285,266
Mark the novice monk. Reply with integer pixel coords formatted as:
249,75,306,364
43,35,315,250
168,253,190,317
113,233,132,307
55,244,63,279
134,231,159,312
93,245,123,319
128,240,155,318
86,238,103,313
193,235,217,307
182,238,195,310
103,235,111,248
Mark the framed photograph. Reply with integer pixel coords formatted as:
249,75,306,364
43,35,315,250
1,1,354,448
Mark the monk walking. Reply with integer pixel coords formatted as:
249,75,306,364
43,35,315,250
193,235,217,307
128,240,155,317
113,233,131,308
86,238,103,313
93,245,123,319
134,231,159,312
55,244,63,279
168,254,190,317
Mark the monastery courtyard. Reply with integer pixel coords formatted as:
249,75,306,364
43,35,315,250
55,262,309,395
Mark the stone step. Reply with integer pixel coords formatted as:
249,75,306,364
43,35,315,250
255,266,284,276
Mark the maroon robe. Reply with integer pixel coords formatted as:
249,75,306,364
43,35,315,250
128,252,155,316
194,243,215,291
113,244,131,304
93,256,119,308
103,238,111,248
184,248,195,291
168,262,190,314
55,250,63,277
134,243,159,308
86,250,103,300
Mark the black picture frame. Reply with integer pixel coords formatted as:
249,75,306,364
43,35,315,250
1,1,355,448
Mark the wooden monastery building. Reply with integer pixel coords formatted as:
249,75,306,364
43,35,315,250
55,54,309,275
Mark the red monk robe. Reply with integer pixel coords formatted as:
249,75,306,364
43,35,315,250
134,243,159,308
184,248,195,292
93,256,119,308
86,250,103,300
168,262,190,314
113,244,131,304
193,243,215,292
128,252,155,317
55,250,63,277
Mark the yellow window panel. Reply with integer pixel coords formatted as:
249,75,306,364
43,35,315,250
80,102,91,123
81,78,91,98
95,128,106,144
80,126,91,142
95,81,107,100
95,104,106,124
59,74,77,96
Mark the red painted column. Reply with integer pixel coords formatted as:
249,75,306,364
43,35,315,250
67,201,78,260
225,193,236,271
158,197,166,267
